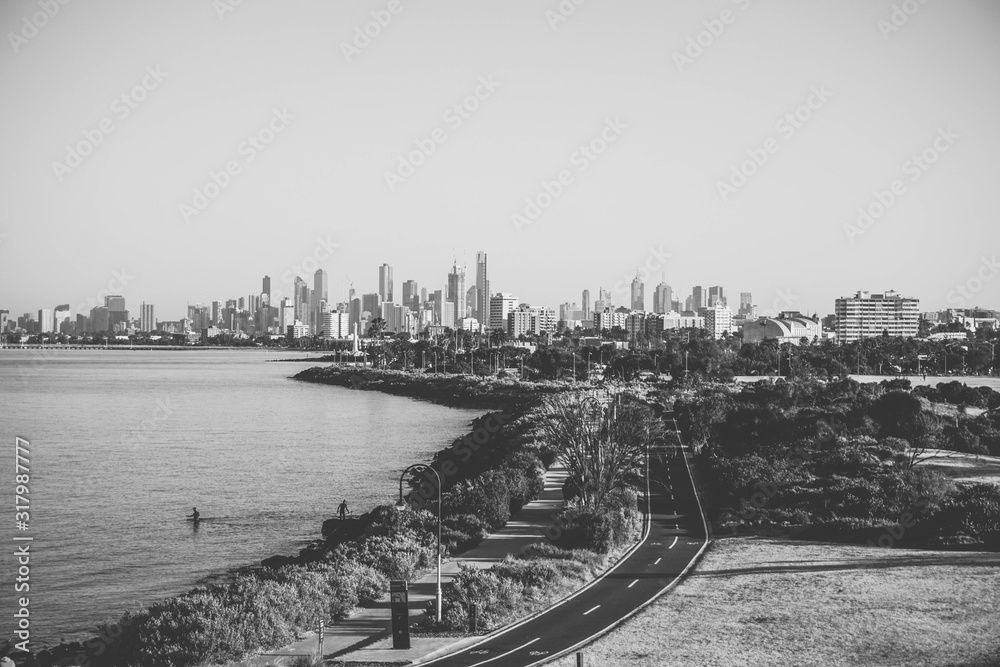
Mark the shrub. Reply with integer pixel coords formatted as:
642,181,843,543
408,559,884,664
466,470,513,531
441,565,524,632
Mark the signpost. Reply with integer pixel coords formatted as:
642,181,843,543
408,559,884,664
390,580,411,649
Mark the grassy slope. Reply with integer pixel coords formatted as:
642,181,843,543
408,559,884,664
549,537,1000,667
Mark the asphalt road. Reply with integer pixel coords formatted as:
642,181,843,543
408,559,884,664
422,435,709,667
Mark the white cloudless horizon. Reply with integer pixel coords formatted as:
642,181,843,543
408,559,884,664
1,0,998,320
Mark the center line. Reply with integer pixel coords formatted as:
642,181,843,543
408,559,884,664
628,579,639,588
653,557,661,565
583,605,601,615
469,637,541,666
669,536,678,548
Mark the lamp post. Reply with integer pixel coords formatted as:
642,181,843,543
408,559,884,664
396,464,443,623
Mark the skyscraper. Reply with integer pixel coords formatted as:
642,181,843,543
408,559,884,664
582,289,590,320
739,292,754,318
53,304,71,333
140,303,156,332
709,286,727,308
313,269,328,333
262,275,271,305
447,261,466,327
475,251,489,326
653,281,672,314
402,280,418,312
692,286,707,312
37,308,53,333
361,293,381,321
105,295,126,312
466,285,478,321
379,263,393,303
630,271,645,311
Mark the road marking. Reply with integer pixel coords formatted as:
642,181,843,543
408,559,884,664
628,579,639,588
583,605,601,616
469,638,540,666
653,557,661,565
669,536,678,549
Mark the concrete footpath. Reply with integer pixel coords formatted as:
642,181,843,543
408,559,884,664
235,465,569,666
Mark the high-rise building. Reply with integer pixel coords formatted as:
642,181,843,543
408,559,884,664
280,298,295,331
466,285,478,321
630,272,645,311
361,293,382,321
53,304,71,332
709,286,727,308
738,292,756,318
140,303,156,332
105,295,126,312
489,293,518,331
704,304,733,339
653,281,672,314
692,286,707,312
447,262,466,327
582,289,591,320
75,313,89,333
402,280,419,312
0,310,8,334
834,291,919,343
594,287,612,314
508,306,557,337
37,308,53,333
379,264,393,303
262,276,271,304
313,269,328,333
475,251,490,326
89,306,110,332
321,312,351,339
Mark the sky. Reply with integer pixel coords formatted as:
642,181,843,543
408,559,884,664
1,0,998,320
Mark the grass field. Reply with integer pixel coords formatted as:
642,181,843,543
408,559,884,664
549,537,1000,667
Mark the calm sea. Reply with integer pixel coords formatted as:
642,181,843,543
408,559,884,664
0,350,483,649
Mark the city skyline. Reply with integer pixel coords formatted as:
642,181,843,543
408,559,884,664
1,2,999,320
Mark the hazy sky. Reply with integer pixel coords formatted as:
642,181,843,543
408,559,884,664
1,0,998,320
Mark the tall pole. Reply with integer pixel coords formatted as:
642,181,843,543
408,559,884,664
397,464,442,622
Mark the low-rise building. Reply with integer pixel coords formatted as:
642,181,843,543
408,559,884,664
743,313,822,345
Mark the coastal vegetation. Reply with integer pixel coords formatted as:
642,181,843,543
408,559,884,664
30,363,1000,666
675,376,1000,549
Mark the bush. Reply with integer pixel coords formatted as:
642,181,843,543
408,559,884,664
441,513,489,553
465,470,513,531
441,565,524,632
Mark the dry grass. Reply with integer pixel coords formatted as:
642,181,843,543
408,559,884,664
915,450,1000,486
549,537,1000,667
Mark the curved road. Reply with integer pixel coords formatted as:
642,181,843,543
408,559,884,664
422,430,708,667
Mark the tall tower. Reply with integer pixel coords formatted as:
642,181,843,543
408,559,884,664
692,286,706,312
262,275,271,305
475,251,489,326
379,263,394,303
313,269,328,333
402,280,419,312
447,261,466,327
140,303,156,332
630,270,645,311
582,289,590,320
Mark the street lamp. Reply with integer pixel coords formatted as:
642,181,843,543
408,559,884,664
395,464,443,623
